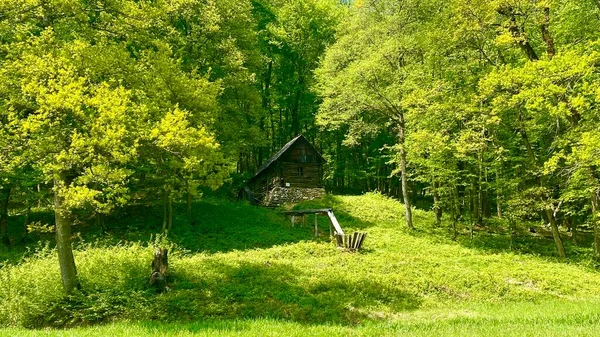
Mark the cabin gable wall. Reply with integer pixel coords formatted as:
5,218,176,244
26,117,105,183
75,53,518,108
279,139,322,188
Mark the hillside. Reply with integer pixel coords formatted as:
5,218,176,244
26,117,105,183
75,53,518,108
1,193,600,336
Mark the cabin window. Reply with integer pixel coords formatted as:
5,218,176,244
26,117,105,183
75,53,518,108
294,167,303,176
300,155,313,163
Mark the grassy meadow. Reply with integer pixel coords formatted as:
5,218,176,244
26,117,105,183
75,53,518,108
1,193,600,336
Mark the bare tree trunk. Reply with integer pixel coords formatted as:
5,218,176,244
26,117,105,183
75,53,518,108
451,184,460,240
477,156,484,225
546,208,566,258
54,176,80,293
567,217,578,246
433,181,442,226
398,114,413,230
162,192,168,233
22,204,30,244
496,171,503,218
592,191,600,259
0,187,10,246
518,109,565,257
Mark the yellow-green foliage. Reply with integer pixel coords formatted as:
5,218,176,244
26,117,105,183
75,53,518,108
1,194,600,328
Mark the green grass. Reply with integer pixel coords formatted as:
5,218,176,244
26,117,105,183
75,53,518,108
1,193,600,335
2,301,600,336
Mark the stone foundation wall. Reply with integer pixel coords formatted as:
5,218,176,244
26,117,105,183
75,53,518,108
262,187,325,206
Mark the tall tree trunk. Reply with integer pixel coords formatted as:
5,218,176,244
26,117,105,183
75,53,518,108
496,171,503,218
0,187,10,246
477,156,484,225
433,181,442,226
592,191,600,259
518,109,566,257
568,216,578,246
545,208,566,258
451,184,460,240
22,203,31,244
54,176,80,293
162,191,168,233
398,114,414,230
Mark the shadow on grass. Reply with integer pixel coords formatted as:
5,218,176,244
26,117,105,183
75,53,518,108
152,260,422,325
423,219,593,262
1,198,326,262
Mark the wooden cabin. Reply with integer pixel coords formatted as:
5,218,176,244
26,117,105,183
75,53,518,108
243,135,325,204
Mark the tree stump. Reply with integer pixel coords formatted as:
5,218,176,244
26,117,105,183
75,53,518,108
149,247,169,292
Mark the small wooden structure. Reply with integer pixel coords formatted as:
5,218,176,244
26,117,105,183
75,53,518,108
281,208,367,251
242,135,325,204
335,232,367,252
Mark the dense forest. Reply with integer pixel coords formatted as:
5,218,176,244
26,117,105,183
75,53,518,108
2,0,600,296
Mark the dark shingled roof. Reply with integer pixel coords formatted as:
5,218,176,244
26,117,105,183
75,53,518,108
248,134,325,182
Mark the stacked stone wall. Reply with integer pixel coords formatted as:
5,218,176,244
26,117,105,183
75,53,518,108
262,187,325,206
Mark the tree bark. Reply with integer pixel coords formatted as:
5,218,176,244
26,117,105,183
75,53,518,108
545,208,566,258
22,204,30,244
540,7,555,59
149,247,168,292
54,176,80,293
433,182,442,226
397,114,414,230
0,187,11,246
592,191,600,259
496,171,503,218
517,111,565,257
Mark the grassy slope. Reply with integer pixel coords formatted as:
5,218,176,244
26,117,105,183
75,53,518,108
1,193,600,336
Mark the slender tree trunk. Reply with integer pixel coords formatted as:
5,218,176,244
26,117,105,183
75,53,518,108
592,191,600,259
397,114,413,230
496,171,503,218
22,203,30,244
433,182,442,226
477,156,484,225
451,184,460,240
0,188,10,246
167,195,173,232
162,192,168,233
518,109,565,257
54,176,80,293
568,216,578,246
545,208,566,258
